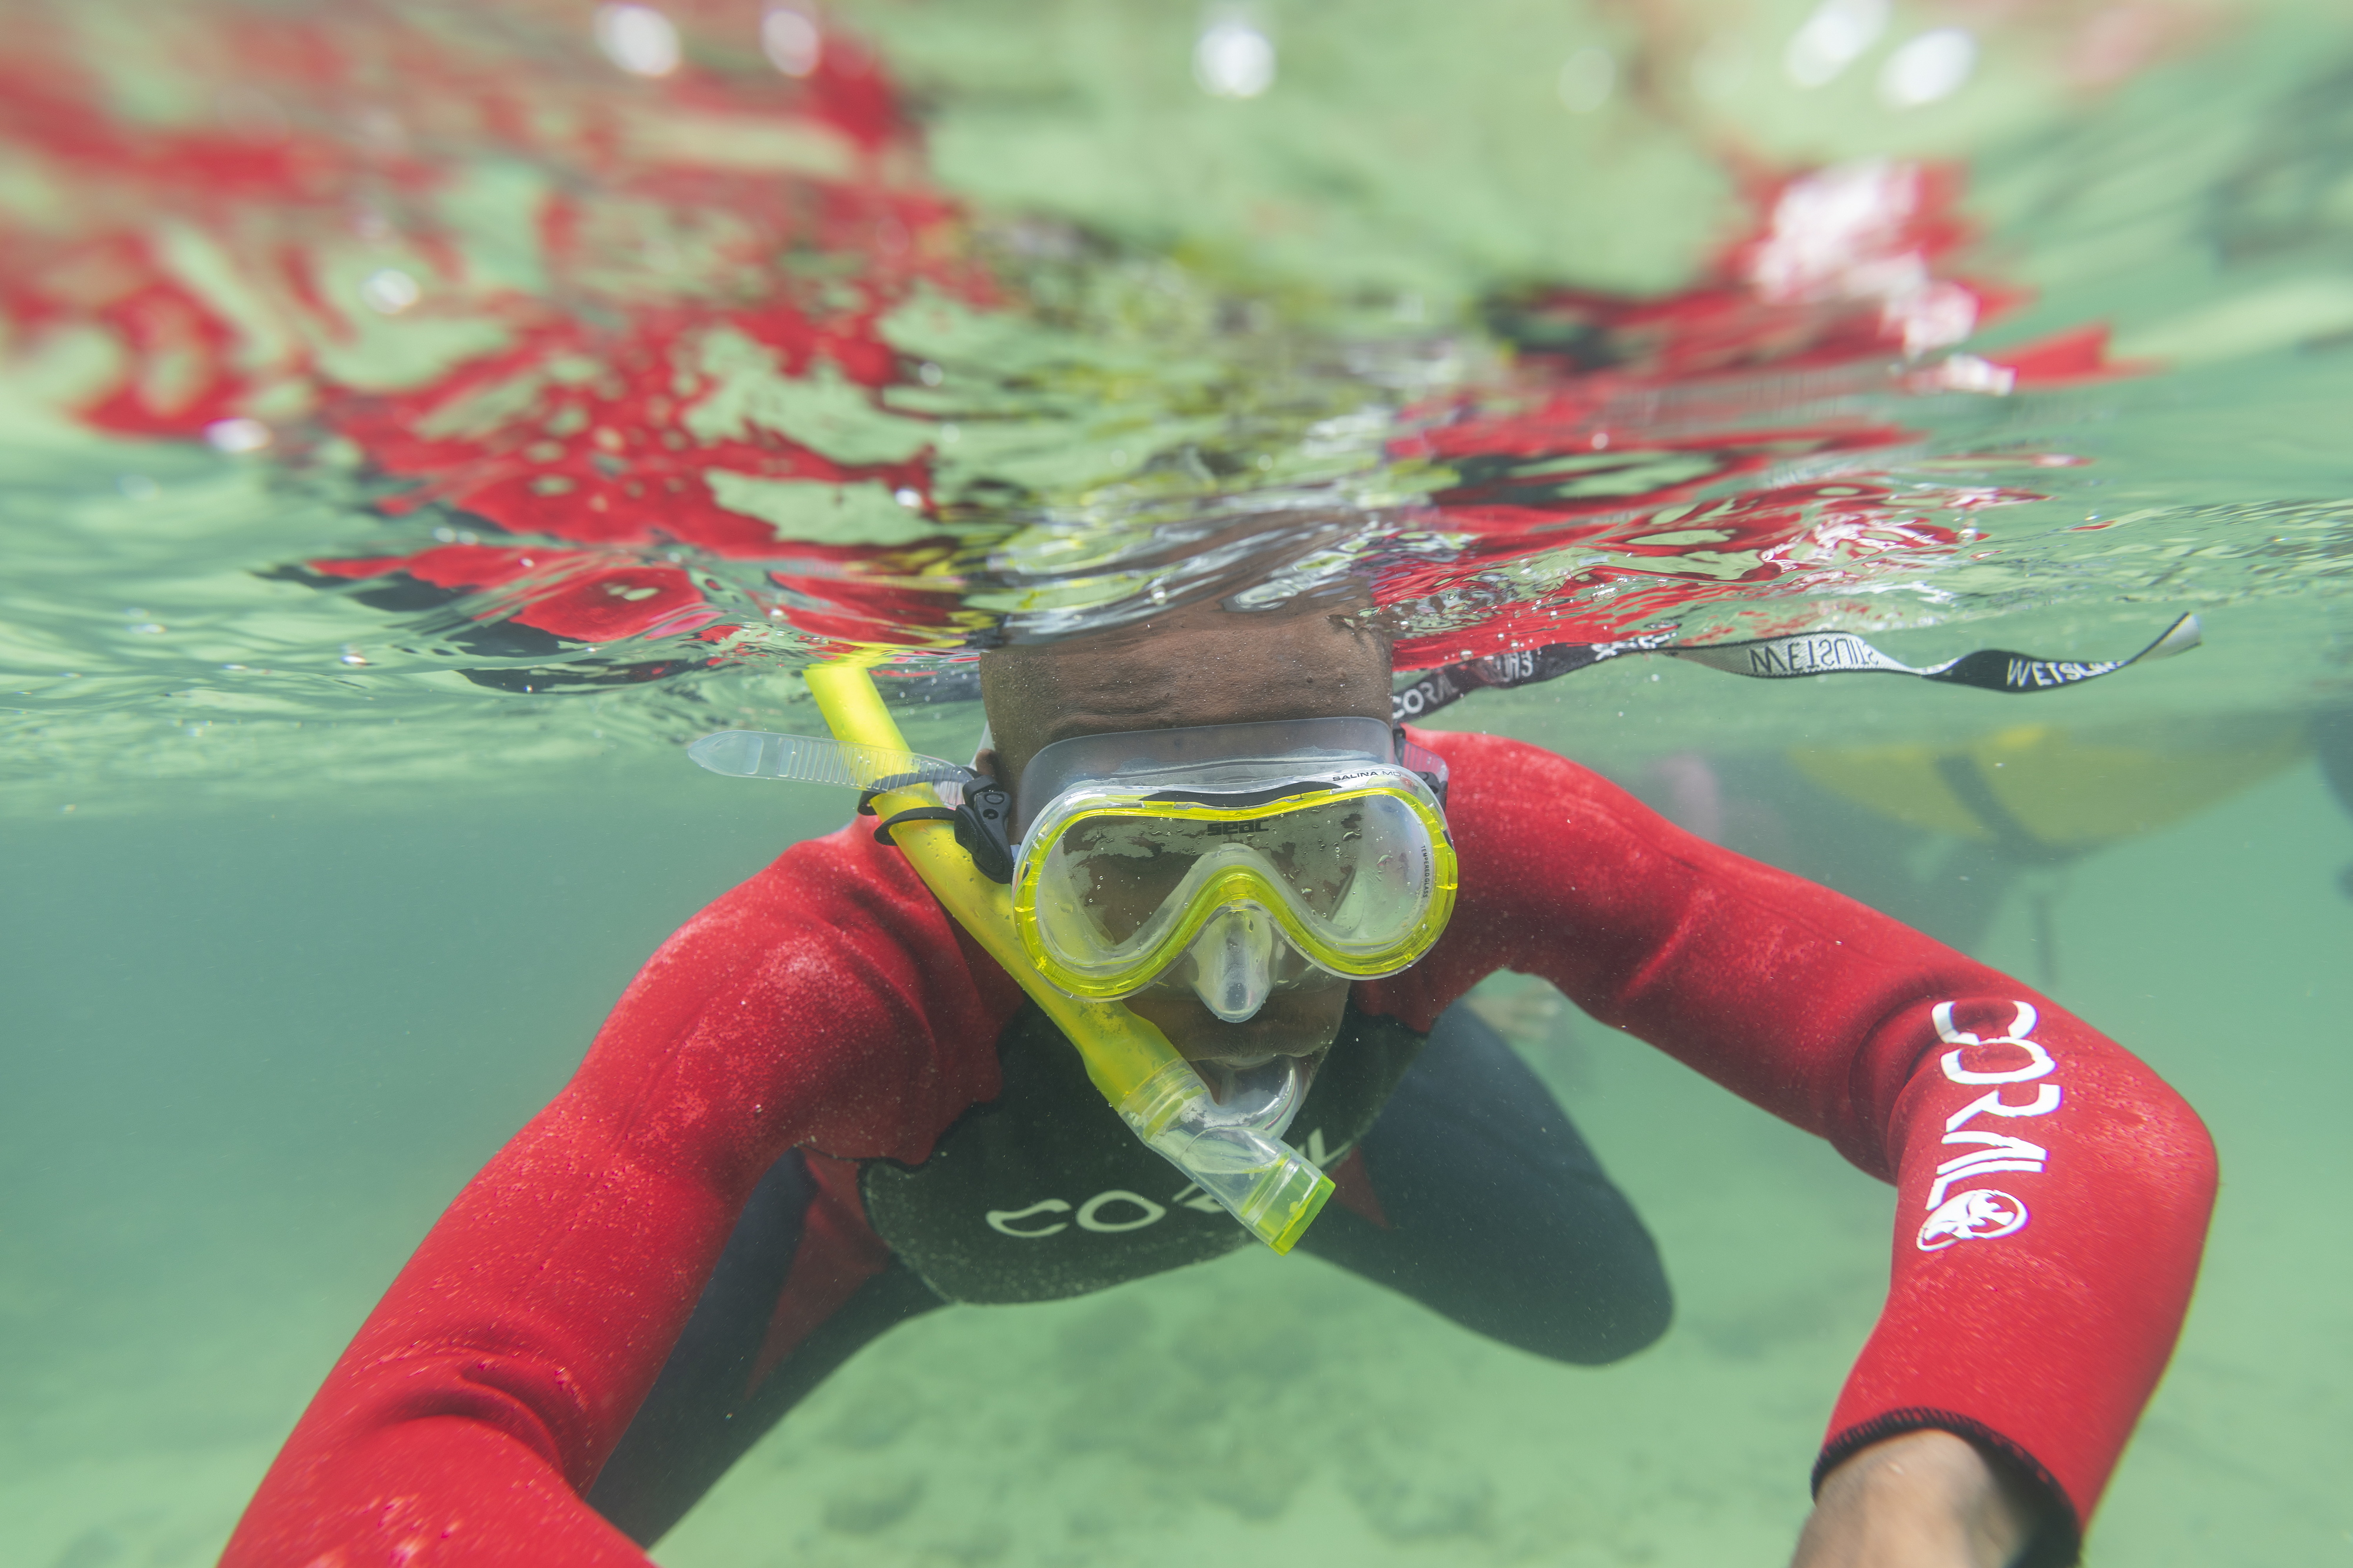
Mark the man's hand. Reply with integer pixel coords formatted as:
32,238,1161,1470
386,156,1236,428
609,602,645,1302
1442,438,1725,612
1791,1429,2044,1568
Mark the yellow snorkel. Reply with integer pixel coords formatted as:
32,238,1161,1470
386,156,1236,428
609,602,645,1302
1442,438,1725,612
799,665,1334,1254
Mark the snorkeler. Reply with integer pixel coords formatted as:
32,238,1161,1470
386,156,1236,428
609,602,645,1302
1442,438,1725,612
225,596,2214,1568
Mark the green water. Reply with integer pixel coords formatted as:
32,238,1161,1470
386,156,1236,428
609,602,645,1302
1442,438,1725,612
5,740,2348,1564
6,0,2353,1563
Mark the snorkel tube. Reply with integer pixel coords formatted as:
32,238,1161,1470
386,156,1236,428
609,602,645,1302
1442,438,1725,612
800,666,1335,1254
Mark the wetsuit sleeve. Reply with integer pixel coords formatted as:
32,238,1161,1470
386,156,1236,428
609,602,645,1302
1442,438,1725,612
222,826,1016,1567
1377,731,2215,1559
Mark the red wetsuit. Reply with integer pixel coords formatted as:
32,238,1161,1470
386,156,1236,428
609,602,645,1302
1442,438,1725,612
224,731,2215,1566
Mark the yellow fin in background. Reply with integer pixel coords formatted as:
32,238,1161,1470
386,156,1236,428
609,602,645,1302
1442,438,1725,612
1789,718,2312,859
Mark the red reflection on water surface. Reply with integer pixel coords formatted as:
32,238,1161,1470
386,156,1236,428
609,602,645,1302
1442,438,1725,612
0,2,2139,672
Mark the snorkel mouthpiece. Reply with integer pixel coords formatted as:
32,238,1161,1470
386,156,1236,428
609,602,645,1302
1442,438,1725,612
1187,905,1279,1022
1116,1058,1329,1254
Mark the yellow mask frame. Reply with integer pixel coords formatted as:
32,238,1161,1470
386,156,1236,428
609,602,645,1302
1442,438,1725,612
1012,780,1458,1000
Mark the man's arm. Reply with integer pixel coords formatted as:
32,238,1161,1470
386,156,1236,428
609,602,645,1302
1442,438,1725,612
223,828,1014,1566
1374,730,2217,1564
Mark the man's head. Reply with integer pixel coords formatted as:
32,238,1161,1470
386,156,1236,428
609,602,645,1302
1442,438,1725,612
977,596,1394,1076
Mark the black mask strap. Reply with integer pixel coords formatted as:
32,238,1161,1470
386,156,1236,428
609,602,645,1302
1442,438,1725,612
1392,613,2201,723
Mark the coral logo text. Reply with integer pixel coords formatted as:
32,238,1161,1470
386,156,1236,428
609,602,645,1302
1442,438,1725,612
1918,1000,2062,1252
982,1129,1350,1239
1917,1188,2029,1250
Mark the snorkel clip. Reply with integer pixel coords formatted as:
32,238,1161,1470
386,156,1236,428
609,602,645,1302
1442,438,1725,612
858,771,1016,883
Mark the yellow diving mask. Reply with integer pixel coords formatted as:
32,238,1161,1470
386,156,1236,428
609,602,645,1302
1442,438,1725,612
1009,718,1457,1022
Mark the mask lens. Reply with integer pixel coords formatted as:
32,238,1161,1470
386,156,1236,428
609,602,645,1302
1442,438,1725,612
1050,815,1209,946
1321,793,1433,939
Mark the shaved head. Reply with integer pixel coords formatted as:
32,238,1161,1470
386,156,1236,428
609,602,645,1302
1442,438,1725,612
978,598,1392,793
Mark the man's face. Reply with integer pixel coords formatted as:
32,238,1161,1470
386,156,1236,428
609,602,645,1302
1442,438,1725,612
978,598,1393,1076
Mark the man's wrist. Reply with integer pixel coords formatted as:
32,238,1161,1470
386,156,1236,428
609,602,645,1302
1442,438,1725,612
1794,1428,2043,1568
